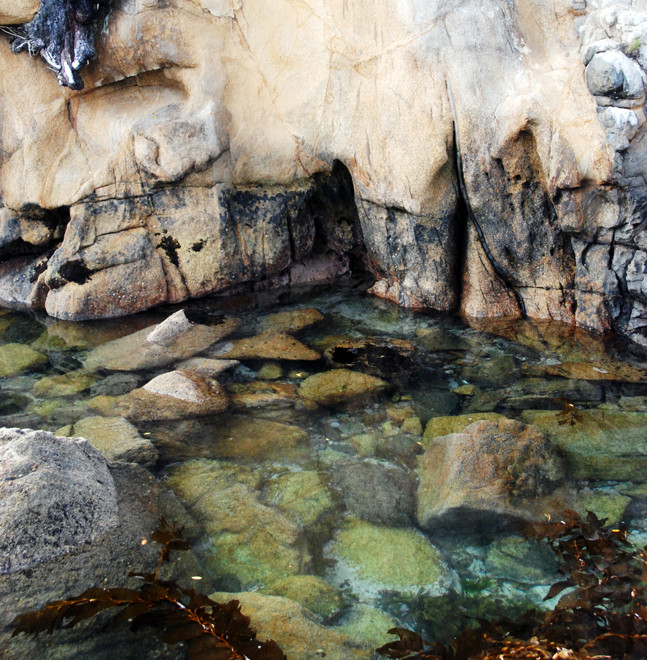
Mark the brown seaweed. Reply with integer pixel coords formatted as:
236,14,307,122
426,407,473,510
12,518,286,660
377,509,647,659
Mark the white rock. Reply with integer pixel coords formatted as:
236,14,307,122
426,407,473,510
597,106,639,150
146,309,193,346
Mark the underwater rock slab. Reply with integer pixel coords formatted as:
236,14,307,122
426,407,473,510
0,428,118,574
167,459,310,588
209,591,371,659
326,519,455,599
89,370,229,421
207,414,309,463
257,308,324,334
31,370,98,398
298,369,389,406
521,409,647,481
83,311,240,371
175,356,240,377
0,343,47,378
263,574,345,621
57,415,158,468
263,470,336,529
539,360,647,383
325,457,416,527
417,419,566,532
227,380,298,409
423,413,507,448
212,332,320,361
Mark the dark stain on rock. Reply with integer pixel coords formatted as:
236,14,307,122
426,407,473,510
157,235,181,267
58,259,93,285
191,240,205,252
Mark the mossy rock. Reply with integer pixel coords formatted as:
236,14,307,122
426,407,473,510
336,604,400,647
299,369,389,406
327,519,454,596
32,371,99,398
423,413,507,448
571,490,631,526
521,409,647,481
0,343,47,377
485,535,559,584
166,459,309,588
263,470,335,528
264,575,345,620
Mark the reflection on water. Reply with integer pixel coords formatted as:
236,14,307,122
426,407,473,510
2,277,647,656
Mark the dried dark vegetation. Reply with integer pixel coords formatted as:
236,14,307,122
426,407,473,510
12,519,286,660
2,0,110,90
377,510,647,659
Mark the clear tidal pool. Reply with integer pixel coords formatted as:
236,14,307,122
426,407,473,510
2,277,647,658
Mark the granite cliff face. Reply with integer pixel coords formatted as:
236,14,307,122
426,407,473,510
0,0,645,344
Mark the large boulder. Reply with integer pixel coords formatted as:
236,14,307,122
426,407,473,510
417,419,567,532
0,428,118,573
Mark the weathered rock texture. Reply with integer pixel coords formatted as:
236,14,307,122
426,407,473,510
0,427,118,574
0,0,646,344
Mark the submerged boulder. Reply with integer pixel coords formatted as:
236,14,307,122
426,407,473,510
83,311,240,372
521,409,647,481
57,415,158,467
298,369,389,406
417,419,566,532
166,459,310,588
0,428,118,573
326,519,456,599
89,369,229,421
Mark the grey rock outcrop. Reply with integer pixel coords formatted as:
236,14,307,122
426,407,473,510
0,428,118,574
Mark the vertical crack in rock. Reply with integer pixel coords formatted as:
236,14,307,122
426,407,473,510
446,78,527,318
5,0,111,90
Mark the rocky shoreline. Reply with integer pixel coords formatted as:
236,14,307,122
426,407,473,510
0,0,644,346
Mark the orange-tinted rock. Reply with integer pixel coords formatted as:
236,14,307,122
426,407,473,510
214,332,320,361
417,419,566,532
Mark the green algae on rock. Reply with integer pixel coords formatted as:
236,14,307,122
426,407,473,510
264,575,346,621
299,369,389,406
257,308,324,335
167,459,310,588
206,415,309,463
57,416,157,467
263,470,336,528
209,591,371,659
521,409,647,481
0,343,47,378
484,535,560,585
327,519,454,597
32,370,99,398
213,332,320,361
423,412,507,448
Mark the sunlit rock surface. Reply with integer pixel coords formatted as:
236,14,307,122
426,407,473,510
0,0,646,346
